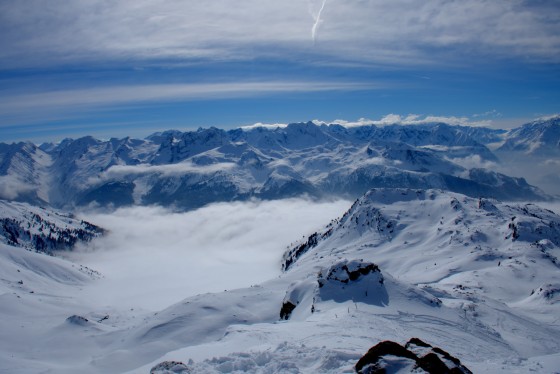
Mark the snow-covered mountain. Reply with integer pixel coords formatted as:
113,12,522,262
0,121,550,210
0,141,52,204
497,116,560,156
0,199,103,254
1,119,558,371
1,188,559,373
491,116,560,196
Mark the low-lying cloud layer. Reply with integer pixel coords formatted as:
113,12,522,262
0,176,34,200
69,198,350,311
101,162,238,180
0,81,376,122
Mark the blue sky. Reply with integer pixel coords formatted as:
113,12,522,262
0,0,559,143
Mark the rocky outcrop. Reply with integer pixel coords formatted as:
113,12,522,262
280,260,388,320
355,338,472,373
150,361,191,374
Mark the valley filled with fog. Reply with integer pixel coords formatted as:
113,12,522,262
67,199,350,311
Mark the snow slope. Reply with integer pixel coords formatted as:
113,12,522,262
0,243,102,373
1,189,559,373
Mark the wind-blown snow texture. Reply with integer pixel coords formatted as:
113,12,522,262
2,119,556,211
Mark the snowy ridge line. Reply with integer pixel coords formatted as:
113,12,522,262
282,189,423,271
283,188,560,272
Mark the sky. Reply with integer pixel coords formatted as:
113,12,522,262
0,0,559,143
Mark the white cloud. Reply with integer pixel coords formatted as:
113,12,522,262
544,159,560,167
243,114,498,130
68,198,351,311
534,114,560,122
103,162,237,179
0,176,35,200
473,110,502,119
317,114,493,128
449,155,498,172
0,81,376,121
309,0,328,42
1,0,558,68
240,122,288,131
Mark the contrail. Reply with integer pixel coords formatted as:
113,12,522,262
311,0,328,42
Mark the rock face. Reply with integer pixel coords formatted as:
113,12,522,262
355,338,472,374
319,260,382,285
280,260,393,320
279,300,297,320
65,315,90,326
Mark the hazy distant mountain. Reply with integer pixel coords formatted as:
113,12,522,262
498,116,560,156
490,116,560,196
0,142,52,204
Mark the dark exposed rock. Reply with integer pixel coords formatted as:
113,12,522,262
405,337,431,348
320,260,382,286
279,301,296,320
417,352,452,373
150,360,191,374
65,315,90,326
355,341,417,373
282,231,322,271
355,338,472,374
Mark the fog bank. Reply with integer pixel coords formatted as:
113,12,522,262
68,198,350,311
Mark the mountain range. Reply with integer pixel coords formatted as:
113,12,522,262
3,117,559,211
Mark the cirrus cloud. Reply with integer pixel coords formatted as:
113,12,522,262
0,0,559,68
0,81,378,127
